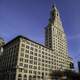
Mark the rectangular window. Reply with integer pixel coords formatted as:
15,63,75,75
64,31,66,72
26,45,29,49
24,64,28,68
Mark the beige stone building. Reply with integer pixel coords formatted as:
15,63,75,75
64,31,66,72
0,37,5,56
45,5,71,70
0,5,72,80
0,37,5,47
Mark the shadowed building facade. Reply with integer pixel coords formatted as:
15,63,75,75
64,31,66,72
0,4,72,80
78,61,80,72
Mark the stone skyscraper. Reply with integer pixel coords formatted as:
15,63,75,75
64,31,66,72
45,5,71,70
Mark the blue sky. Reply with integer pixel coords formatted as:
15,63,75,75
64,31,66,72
0,0,80,70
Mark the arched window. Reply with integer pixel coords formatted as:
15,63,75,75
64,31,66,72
18,74,22,77
24,74,27,78
23,74,27,80
29,75,32,80
18,74,22,80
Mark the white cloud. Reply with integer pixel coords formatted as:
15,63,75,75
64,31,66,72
67,34,80,40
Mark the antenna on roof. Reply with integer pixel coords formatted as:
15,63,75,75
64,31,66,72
49,0,52,9
49,0,56,9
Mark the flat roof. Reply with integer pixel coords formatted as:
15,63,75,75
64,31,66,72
4,35,53,51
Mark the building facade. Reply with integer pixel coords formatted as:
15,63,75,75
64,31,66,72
78,61,80,72
45,5,71,70
0,37,5,79
0,37,5,47
0,37,5,55
0,5,72,80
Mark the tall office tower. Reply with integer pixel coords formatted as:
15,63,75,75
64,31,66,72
45,5,71,70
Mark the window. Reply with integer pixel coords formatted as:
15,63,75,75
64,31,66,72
30,56,33,59
25,50,29,53
35,48,38,52
18,74,22,77
30,51,33,55
34,53,37,56
34,57,37,60
26,45,29,49
35,44,38,48
19,68,23,72
29,65,32,68
34,61,37,65
24,70,27,73
24,74,27,78
38,58,41,61
20,58,23,62
42,51,44,54
19,63,23,66
21,44,25,47
34,66,37,69
29,75,32,80
18,78,22,80
29,60,33,64
20,53,24,57
42,55,44,58
38,54,41,57
33,71,36,74
24,64,28,68
30,47,34,50
23,75,27,80
31,43,34,46
42,59,44,62
29,70,32,73
24,59,28,63
21,48,24,52
26,41,30,44
25,54,29,58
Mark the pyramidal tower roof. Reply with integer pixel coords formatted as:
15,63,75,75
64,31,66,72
48,2,64,32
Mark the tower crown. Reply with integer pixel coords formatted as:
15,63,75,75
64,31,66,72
45,2,71,70
49,4,64,31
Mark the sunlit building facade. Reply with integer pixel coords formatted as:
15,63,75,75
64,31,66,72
45,5,71,70
0,37,5,47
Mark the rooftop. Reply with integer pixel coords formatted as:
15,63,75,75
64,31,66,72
4,35,53,51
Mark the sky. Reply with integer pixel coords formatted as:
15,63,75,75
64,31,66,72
0,0,80,70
